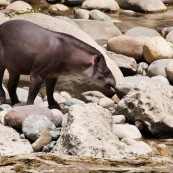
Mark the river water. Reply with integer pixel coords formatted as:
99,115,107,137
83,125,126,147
109,6,173,33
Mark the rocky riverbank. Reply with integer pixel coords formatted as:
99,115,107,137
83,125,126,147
1,0,173,172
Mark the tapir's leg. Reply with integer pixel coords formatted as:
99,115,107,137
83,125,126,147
46,78,61,110
0,68,6,104
7,73,20,105
27,74,44,105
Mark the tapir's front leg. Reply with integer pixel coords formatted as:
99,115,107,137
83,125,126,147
27,74,44,105
7,73,20,105
46,78,61,110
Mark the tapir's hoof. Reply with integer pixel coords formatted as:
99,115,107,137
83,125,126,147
48,101,61,110
0,97,6,104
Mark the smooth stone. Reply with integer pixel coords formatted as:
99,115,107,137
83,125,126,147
121,137,137,146
48,140,56,150
113,124,142,139
60,91,72,99
0,0,10,6
74,8,90,19
42,145,50,152
151,75,170,85
32,129,52,152
65,98,85,106
161,26,173,37
98,97,114,108
112,115,125,124
0,110,8,125
22,114,56,142
0,104,12,111
111,94,120,104
51,109,63,127
137,62,148,76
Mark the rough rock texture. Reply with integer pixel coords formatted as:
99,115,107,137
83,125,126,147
0,124,33,156
143,37,173,63
107,35,145,61
5,105,53,129
6,1,32,13
147,59,172,77
114,80,173,138
82,0,120,11
52,103,152,158
116,0,167,13
125,27,161,38
74,19,122,45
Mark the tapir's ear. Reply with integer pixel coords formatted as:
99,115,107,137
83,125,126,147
93,53,102,65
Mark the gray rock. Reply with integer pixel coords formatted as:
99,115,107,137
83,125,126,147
165,60,173,83
112,115,125,124
107,35,145,61
113,124,142,139
0,104,12,111
64,0,85,6
48,140,56,150
74,19,122,45
60,91,72,99
6,1,32,13
147,59,172,77
65,98,85,106
137,62,148,76
74,9,90,19
0,124,33,156
51,109,63,127
48,4,69,15
116,0,166,13
125,27,161,38
32,129,52,152
80,90,106,103
55,16,79,28
5,105,53,129
89,10,112,21
82,0,120,11
22,114,56,142
50,130,61,140
143,37,173,63
107,51,137,76
114,80,173,138
0,110,8,125
116,76,149,96
52,103,152,158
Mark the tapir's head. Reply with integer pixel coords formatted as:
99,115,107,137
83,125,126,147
91,53,116,92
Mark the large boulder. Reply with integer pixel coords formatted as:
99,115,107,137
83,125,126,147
116,0,167,13
114,80,173,138
10,13,123,95
82,0,120,11
0,124,33,156
52,103,152,158
107,35,145,61
74,19,122,45
143,37,173,63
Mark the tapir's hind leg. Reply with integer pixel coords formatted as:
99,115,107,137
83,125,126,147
7,73,20,105
46,78,61,109
0,68,6,104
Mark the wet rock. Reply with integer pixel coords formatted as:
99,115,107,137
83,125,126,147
48,4,69,15
82,0,120,11
0,124,33,156
114,79,173,138
125,27,161,38
32,129,52,152
5,105,53,129
89,10,112,21
165,60,173,83
116,76,149,96
147,59,172,77
107,35,145,61
51,109,63,127
74,19,122,45
112,115,125,124
80,91,106,103
22,114,56,142
74,9,90,19
52,103,152,158
116,0,166,13
6,1,32,13
0,0,10,6
107,51,137,76
113,124,142,139
137,62,148,76
143,37,173,63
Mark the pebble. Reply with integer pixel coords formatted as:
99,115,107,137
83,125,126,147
112,115,125,124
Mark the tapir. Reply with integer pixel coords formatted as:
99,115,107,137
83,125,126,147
0,20,116,109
